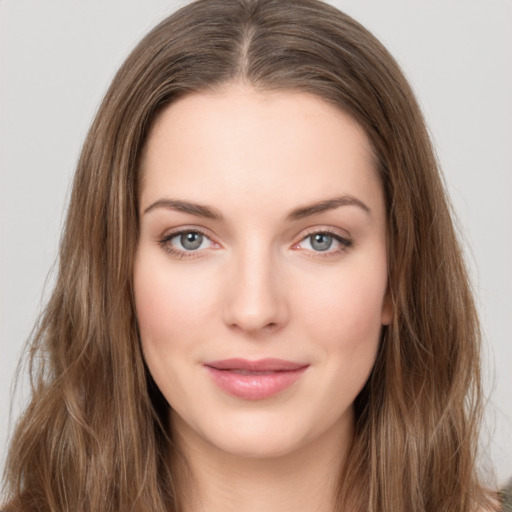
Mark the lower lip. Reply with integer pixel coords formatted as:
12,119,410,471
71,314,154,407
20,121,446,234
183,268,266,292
205,366,308,400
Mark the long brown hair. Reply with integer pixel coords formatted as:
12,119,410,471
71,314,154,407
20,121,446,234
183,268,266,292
2,0,493,510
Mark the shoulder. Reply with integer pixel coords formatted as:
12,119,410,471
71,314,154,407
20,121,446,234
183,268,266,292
499,477,512,511
474,481,512,512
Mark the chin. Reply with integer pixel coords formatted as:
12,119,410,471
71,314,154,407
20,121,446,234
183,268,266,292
208,429,309,460
172,404,346,462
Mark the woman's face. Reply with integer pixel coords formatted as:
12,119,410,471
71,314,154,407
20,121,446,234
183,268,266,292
134,84,391,459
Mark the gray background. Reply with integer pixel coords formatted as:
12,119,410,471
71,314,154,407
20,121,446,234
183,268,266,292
1,0,511,486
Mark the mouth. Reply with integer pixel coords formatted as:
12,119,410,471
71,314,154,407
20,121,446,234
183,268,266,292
204,358,309,400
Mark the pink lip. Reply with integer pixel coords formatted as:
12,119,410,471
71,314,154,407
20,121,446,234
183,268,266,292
204,358,309,400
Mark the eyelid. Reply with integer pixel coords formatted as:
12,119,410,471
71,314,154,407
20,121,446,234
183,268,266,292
291,226,353,254
298,225,351,239
156,225,221,258
156,224,352,259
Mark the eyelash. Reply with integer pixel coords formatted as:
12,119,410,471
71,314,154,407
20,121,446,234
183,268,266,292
157,227,352,259
293,228,353,257
157,227,214,259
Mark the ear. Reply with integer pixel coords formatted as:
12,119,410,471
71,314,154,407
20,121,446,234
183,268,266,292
381,288,393,326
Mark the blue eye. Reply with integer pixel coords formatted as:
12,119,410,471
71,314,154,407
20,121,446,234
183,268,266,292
296,231,352,254
178,232,204,250
310,233,334,251
159,230,214,256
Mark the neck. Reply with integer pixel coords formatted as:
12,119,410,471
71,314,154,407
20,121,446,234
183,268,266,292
171,411,353,512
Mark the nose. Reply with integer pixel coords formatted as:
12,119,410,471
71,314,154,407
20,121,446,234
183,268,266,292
222,245,289,335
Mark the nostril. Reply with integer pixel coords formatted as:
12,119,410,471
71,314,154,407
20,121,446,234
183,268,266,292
222,268,289,333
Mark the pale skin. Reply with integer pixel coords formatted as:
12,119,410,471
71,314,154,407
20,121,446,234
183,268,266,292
134,84,392,511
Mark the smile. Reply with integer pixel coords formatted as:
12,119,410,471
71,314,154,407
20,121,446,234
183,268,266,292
204,358,309,400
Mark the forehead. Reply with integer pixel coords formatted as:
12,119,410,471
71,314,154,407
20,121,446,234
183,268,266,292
139,84,382,217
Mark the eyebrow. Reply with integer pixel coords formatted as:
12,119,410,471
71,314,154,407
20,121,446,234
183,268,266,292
286,195,371,220
143,198,223,219
142,194,370,221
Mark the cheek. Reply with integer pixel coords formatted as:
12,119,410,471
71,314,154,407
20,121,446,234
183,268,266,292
292,260,387,397
285,263,386,429
133,263,177,389
133,255,218,405
134,258,216,346
298,264,388,343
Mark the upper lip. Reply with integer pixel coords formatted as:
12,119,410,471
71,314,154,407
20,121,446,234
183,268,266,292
204,358,308,372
